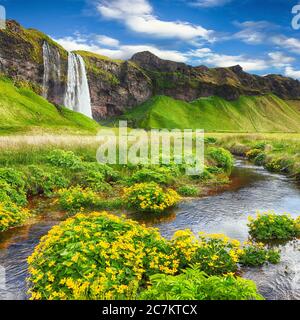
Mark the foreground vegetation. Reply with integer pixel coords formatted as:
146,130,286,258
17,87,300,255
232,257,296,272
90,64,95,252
0,140,233,231
27,212,279,300
1,133,300,300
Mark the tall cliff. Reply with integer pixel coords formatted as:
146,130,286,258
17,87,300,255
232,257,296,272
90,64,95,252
1,20,300,120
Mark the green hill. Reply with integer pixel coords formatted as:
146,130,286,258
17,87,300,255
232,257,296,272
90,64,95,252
0,77,100,135
112,95,300,132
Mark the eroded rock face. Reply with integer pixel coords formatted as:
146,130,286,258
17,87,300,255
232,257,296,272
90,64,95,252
130,51,300,101
0,20,68,105
83,56,153,120
1,21,300,120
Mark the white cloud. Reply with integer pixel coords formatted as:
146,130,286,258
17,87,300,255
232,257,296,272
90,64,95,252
55,35,188,62
187,48,268,71
271,35,300,55
284,66,300,79
268,52,295,68
96,0,213,41
191,0,232,8
96,35,120,47
233,21,276,45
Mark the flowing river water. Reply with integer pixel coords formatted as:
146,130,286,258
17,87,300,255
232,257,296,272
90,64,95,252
0,158,299,300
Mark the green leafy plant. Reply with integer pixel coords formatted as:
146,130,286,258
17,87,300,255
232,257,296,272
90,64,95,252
47,150,82,169
246,149,263,160
239,242,280,266
0,167,26,190
0,168,27,206
139,267,264,300
27,212,179,300
248,212,299,241
57,186,98,213
0,201,31,232
207,147,234,172
25,165,70,196
129,167,174,185
172,231,240,275
0,180,27,206
177,185,199,197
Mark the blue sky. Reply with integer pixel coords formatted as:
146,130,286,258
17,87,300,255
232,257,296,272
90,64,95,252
2,0,300,78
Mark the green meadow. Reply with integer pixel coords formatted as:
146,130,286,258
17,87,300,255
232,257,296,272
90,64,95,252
109,94,300,133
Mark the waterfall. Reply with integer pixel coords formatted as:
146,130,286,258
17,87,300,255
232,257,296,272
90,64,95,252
42,41,61,99
64,52,92,118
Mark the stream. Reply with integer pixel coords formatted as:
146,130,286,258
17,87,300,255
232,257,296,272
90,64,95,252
0,159,299,300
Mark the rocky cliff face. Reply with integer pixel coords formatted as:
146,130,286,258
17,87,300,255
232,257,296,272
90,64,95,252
76,51,152,119
0,20,68,106
130,51,300,101
1,20,300,120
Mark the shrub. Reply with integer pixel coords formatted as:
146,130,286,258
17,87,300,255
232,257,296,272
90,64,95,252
238,242,280,266
72,162,120,191
47,150,82,169
25,165,70,196
246,149,262,160
0,167,25,190
27,212,179,300
172,231,240,275
254,153,266,166
129,167,174,185
191,167,213,181
177,185,199,197
265,158,293,174
139,268,263,300
0,201,31,232
248,212,299,241
0,168,27,206
206,166,224,174
124,183,181,213
0,180,27,206
57,186,98,213
27,213,277,300
204,137,217,145
172,231,280,274
207,148,234,172
264,159,282,173
253,142,266,150
81,163,120,182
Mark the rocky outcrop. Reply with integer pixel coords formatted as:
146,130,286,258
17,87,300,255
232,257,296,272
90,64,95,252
78,51,152,119
1,20,300,120
0,20,68,105
130,51,300,101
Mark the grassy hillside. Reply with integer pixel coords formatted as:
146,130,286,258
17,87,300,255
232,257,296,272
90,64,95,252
0,77,100,135
112,95,300,133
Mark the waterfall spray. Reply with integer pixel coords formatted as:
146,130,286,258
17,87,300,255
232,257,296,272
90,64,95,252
64,52,92,118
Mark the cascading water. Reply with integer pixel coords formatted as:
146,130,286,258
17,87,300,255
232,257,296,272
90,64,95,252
42,42,61,99
64,52,92,118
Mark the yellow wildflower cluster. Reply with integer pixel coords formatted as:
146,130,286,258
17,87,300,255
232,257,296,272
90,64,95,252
172,231,244,274
27,211,181,300
57,186,97,213
27,211,280,300
248,211,299,241
0,201,31,232
124,182,181,213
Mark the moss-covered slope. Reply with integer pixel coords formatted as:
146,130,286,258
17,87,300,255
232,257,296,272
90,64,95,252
0,77,100,135
111,95,300,133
